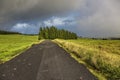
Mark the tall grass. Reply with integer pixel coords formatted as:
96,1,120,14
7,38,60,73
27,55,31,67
54,39,120,80
0,35,41,63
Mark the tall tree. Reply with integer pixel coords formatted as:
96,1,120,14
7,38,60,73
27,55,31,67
38,26,77,40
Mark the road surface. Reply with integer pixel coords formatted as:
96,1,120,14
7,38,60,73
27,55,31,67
0,40,97,80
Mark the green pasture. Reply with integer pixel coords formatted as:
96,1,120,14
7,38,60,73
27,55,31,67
0,35,39,63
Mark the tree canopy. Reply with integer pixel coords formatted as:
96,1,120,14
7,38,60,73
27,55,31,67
38,26,77,40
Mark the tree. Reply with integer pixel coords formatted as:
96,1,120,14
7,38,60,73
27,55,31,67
38,26,77,40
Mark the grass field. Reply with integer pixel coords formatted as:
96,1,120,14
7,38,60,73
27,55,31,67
54,39,120,80
0,35,40,63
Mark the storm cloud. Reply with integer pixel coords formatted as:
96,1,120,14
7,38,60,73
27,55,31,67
0,0,120,37
76,0,120,37
0,0,81,29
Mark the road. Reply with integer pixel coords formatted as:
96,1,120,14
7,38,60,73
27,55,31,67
0,40,97,80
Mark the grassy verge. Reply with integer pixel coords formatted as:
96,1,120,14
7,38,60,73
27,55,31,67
53,39,120,80
0,35,44,63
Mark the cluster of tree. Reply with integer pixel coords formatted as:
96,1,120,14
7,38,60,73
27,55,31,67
0,30,20,34
38,26,77,40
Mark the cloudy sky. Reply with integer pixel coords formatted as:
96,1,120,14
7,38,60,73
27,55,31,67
0,0,120,37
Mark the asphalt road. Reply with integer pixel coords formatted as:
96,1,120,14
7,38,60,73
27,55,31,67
0,40,97,80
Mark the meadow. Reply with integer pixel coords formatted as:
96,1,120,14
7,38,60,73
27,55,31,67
0,35,40,63
54,39,120,80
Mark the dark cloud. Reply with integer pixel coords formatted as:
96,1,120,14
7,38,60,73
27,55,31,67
0,0,120,37
0,0,81,29
76,0,120,37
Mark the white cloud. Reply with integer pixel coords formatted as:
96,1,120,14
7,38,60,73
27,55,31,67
10,16,76,34
11,23,39,34
43,17,65,26
43,16,75,26
12,23,30,29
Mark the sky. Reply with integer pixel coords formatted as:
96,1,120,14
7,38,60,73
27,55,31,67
0,0,120,37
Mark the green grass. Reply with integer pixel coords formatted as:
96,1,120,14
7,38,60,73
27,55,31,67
67,38,120,55
54,39,120,80
0,35,41,63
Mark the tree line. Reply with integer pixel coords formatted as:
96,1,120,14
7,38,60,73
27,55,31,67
0,30,20,34
38,26,77,40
